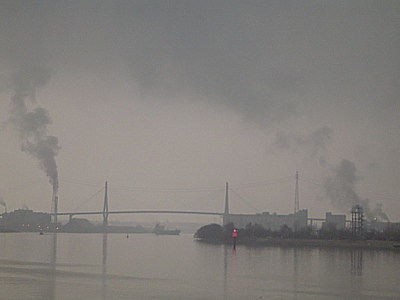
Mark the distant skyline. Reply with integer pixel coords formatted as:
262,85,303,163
1,1,399,223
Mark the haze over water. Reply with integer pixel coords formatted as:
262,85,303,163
0,233,398,299
1,1,399,222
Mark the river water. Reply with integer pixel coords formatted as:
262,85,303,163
0,233,399,299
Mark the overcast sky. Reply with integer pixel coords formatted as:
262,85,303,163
1,1,399,223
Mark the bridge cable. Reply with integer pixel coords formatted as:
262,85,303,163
229,188,261,212
229,176,293,190
72,187,105,212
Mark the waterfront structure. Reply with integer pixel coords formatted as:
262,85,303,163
324,212,346,230
352,205,364,239
0,209,52,232
62,218,96,233
222,176,308,230
224,209,308,231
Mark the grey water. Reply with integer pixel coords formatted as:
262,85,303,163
0,233,399,299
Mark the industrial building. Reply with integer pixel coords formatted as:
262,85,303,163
0,175,392,234
0,209,52,232
224,209,308,231
324,212,346,230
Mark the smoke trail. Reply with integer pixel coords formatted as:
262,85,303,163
324,159,389,221
8,64,60,195
370,203,389,222
275,126,333,165
0,197,6,207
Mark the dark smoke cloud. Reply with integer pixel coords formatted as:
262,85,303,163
1,1,398,125
370,203,389,222
8,64,60,189
0,2,398,220
324,159,389,221
275,126,333,163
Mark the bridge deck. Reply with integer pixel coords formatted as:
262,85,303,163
55,210,224,217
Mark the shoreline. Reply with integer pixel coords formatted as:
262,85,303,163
197,237,400,251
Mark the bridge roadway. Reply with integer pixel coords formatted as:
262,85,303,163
55,211,335,224
55,210,224,220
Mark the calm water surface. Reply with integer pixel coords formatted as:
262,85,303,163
0,233,398,299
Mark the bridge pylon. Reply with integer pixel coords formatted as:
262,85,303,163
103,181,109,231
223,182,229,226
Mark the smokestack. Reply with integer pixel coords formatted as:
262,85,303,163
8,64,60,216
51,172,59,224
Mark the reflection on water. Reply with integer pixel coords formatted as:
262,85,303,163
223,245,237,300
351,250,363,276
0,234,399,299
102,233,108,300
223,245,227,299
292,248,299,300
231,247,236,275
50,233,57,299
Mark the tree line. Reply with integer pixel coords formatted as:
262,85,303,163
194,222,400,242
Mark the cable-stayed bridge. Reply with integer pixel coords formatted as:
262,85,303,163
52,176,298,224
53,181,231,224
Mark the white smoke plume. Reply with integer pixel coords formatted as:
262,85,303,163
324,159,389,222
8,64,60,193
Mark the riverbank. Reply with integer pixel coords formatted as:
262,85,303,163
197,237,400,251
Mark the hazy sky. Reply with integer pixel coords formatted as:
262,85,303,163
1,1,399,223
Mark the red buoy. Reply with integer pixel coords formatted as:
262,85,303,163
232,228,237,238
232,228,237,249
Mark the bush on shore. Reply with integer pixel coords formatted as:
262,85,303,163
194,222,400,242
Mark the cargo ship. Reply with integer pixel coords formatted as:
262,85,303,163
154,224,180,235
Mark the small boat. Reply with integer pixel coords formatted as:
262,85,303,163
154,224,180,235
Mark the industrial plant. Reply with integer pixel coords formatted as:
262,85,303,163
0,174,397,238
